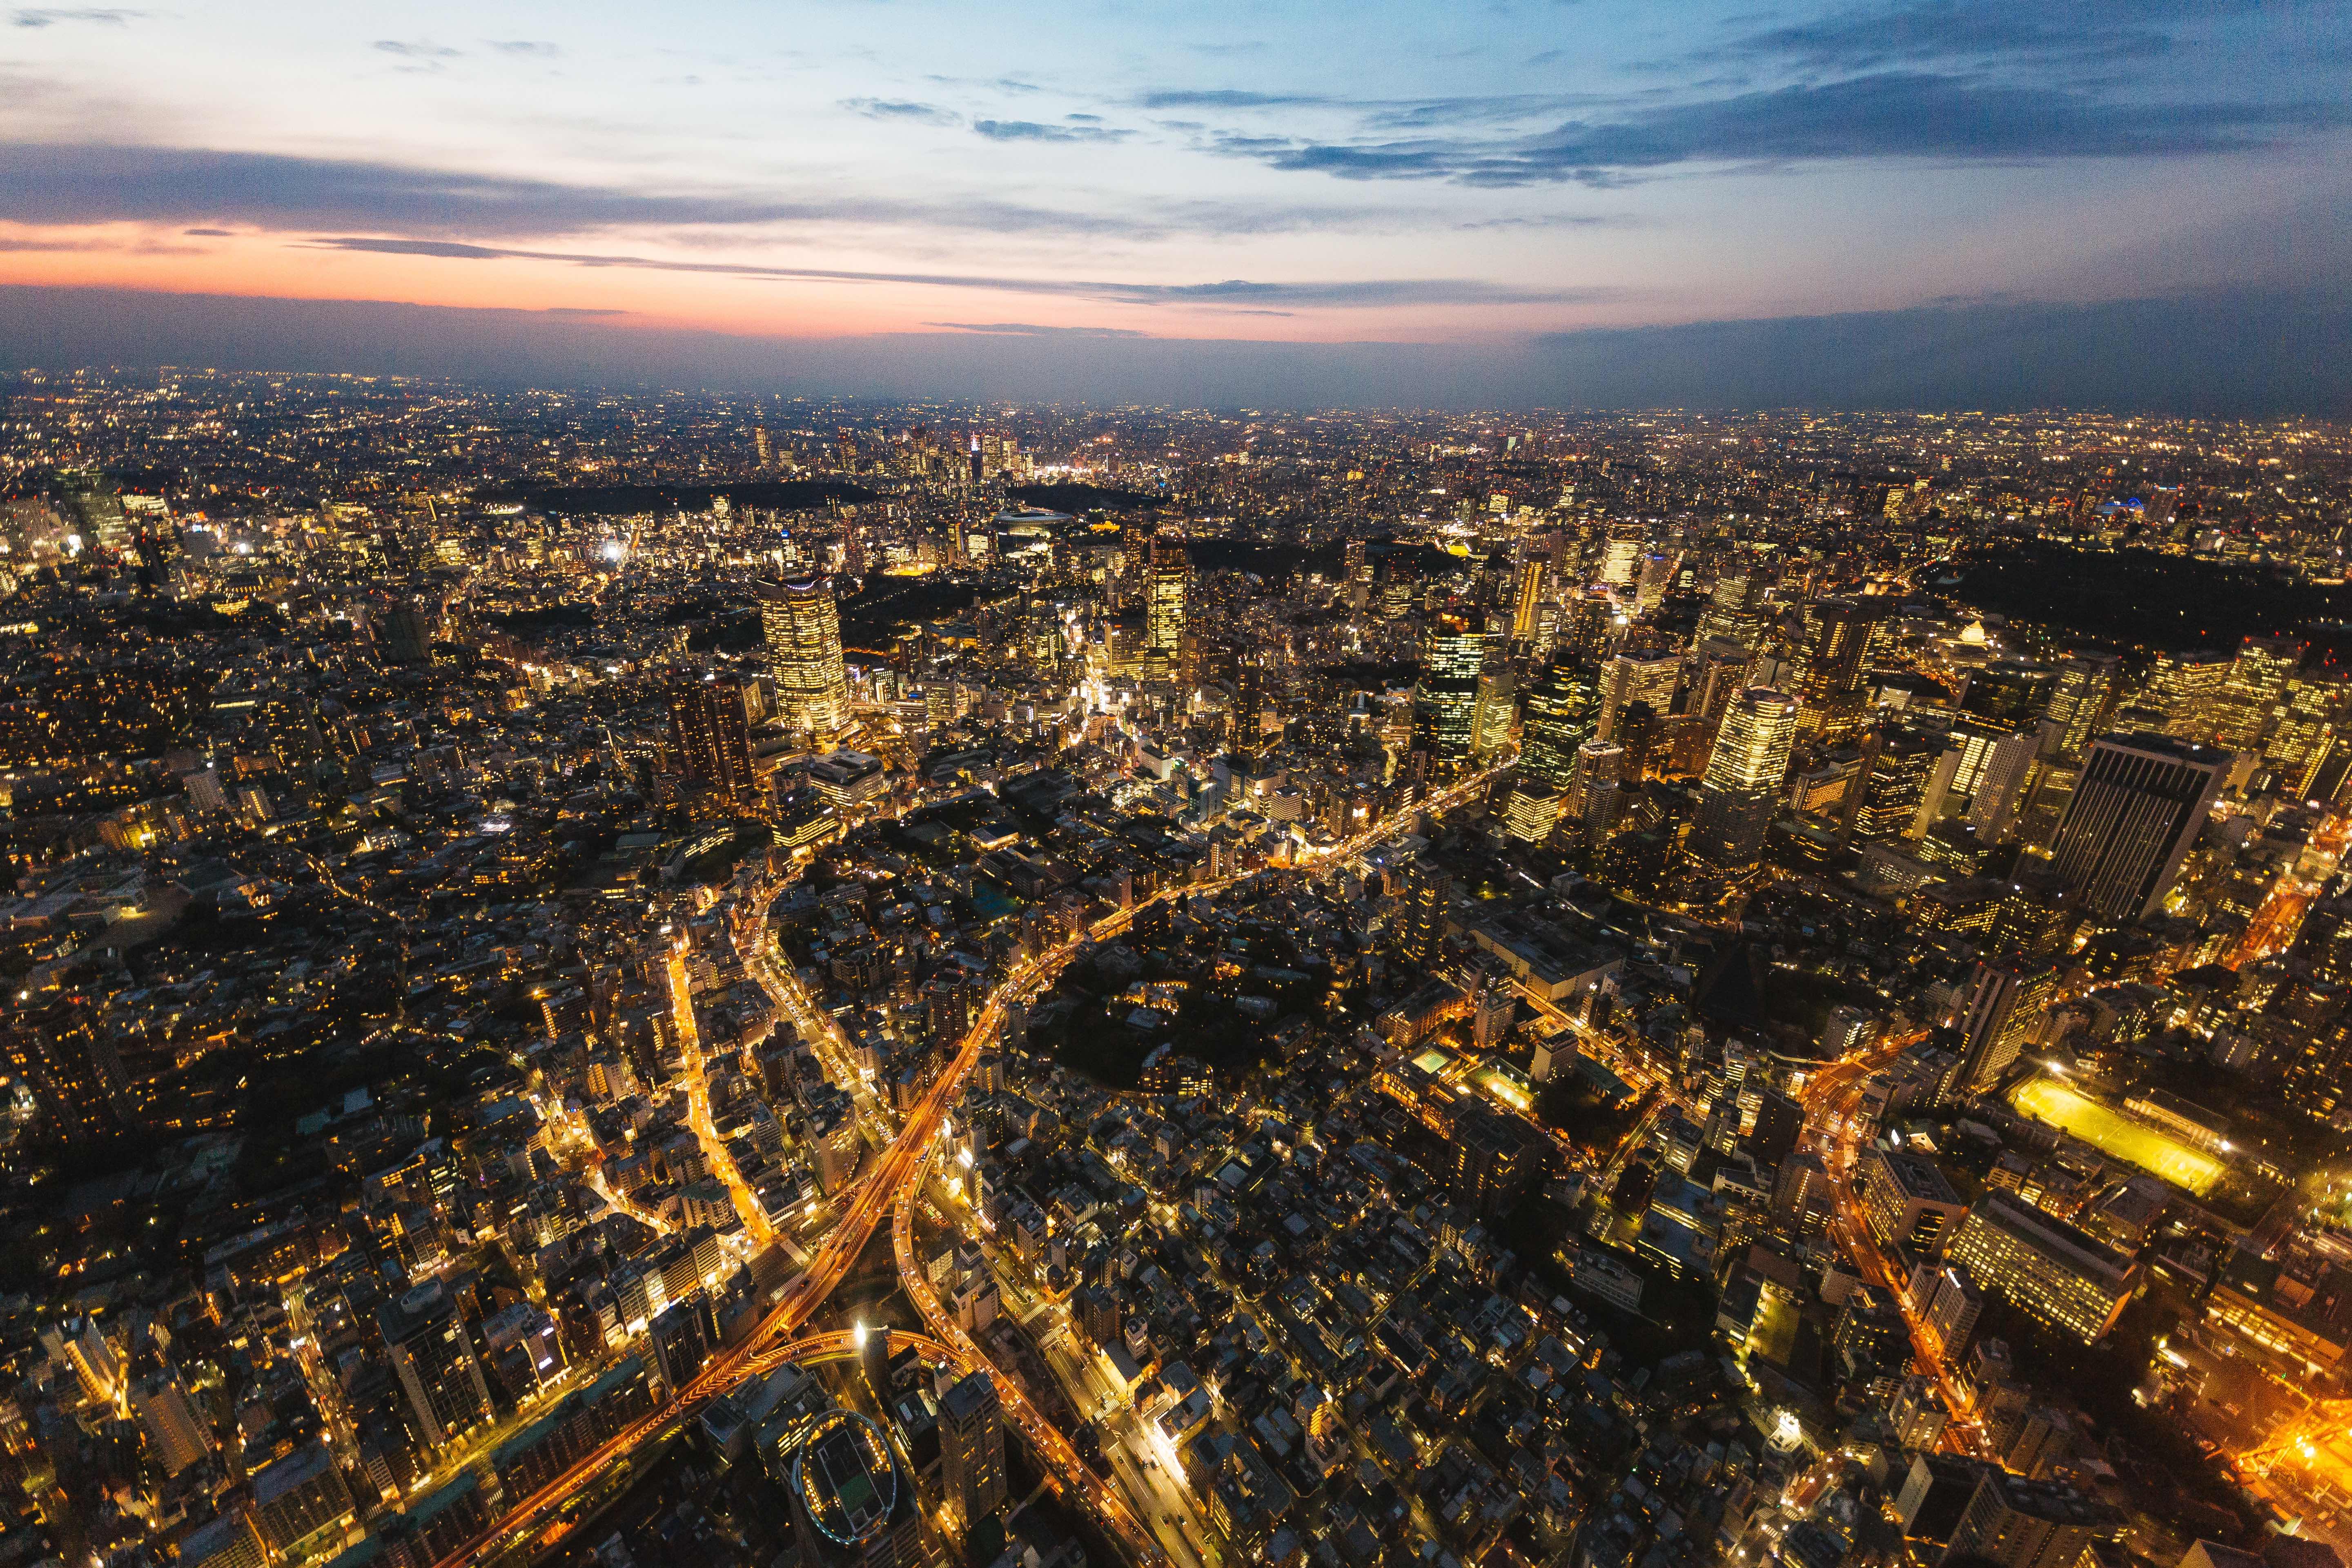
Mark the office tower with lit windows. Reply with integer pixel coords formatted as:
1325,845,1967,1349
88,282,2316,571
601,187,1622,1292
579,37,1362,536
1520,657,1597,792
1946,1193,2139,1344
2122,649,2230,742
2264,674,2341,798
936,1371,1007,1527
379,1283,496,1450
1393,860,1452,965
1411,615,1486,777
1791,595,1885,738
1145,533,1189,681
1965,730,2042,841
1954,960,2060,1092
1674,639,1752,774
760,578,851,744
1697,569,1768,651
1471,667,1516,762
1691,688,1799,869
1597,650,1679,745
2214,635,2302,751
130,1374,211,1476
2046,733,2230,922
1853,728,1940,841
667,671,757,797
1939,1468,2122,1568
2046,654,2120,759
1510,557,1546,642
1502,780,1561,843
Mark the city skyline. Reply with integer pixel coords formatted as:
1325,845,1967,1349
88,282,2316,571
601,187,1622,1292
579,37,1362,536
2,1,2350,409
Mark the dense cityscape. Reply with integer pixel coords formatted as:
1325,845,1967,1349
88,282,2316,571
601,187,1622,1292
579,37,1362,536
4,368,2352,1568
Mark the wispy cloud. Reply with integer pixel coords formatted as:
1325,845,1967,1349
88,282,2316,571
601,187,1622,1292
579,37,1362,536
303,234,1615,308
0,141,1274,239
973,118,1130,144
928,321,1152,338
10,7,141,24
486,39,559,57
374,39,461,59
1221,74,2336,187
842,97,960,125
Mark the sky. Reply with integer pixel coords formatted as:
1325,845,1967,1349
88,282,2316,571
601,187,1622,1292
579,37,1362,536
1,0,2348,410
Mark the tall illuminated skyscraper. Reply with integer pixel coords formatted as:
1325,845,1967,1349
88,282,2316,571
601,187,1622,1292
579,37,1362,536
2213,635,2302,751
1791,595,1885,739
2046,654,2120,759
1597,650,1679,745
760,577,850,744
1510,557,1546,641
1521,657,1597,792
1691,688,1800,869
937,1371,1007,1528
1145,534,1188,681
2047,733,2229,921
1411,615,1486,776
667,671,756,797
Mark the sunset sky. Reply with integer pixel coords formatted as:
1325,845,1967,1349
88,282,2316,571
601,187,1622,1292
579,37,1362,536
2,0,2348,405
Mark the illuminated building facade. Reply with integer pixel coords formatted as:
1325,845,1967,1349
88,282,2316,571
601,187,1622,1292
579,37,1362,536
1945,1193,2137,1344
1690,688,1799,869
760,577,851,744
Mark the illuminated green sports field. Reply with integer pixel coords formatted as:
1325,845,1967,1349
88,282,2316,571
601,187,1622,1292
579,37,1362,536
2010,1078,2225,1196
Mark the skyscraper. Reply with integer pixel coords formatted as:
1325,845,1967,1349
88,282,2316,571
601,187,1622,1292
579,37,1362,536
1853,728,1940,841
1510,557,1546,642
1393,861,1452,964
1520,657,1597,792
2123,650,2230,743
760,578,851,744
2045,654,2119,759
1697,569,1768,652
937,1371,1007,1528
1597,650,1679,745
1791,595,1886,739
1411,615,1486,777
1470,667,1517,762
1953,960,2060,1093
2264,675,2342,799
1691,689,1800,869
1965,730,2042,842
379,1283,495,1450
2046,733,2230,922
667,671,757,797
1960,660,2058,728
2213,635,2302,751
1145,534,1189,681
1938,1469,2122,1568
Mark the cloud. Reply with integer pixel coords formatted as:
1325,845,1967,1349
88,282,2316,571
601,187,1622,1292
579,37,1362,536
972,118,1130,143
0,141,1258,239
373,39,461,59
301,234,1613,308
841,97,959,125
10,7,140,24
1138,89,1332,109
928,321,1152,338
181,226,231,236
1232,73,2336,186
486,39,559,57
1697,0,2242,75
